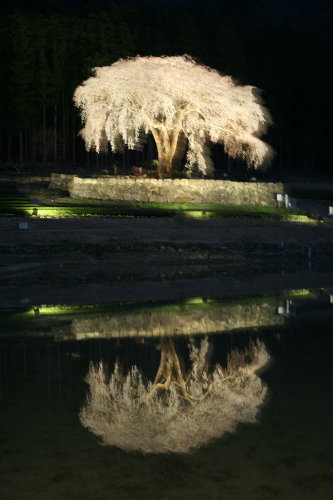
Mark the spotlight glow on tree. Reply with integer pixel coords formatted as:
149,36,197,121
74,56,273,177
80,338,269,454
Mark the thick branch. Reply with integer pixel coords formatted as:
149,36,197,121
153,342,167,385
145,105,190,176
168,105,189,161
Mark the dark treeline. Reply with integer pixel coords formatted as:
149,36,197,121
0,0,332,176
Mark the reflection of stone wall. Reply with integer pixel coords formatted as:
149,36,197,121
49,173,75,190
63,303,284,340
54,175,284,206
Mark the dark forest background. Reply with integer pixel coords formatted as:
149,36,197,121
0,0,331,177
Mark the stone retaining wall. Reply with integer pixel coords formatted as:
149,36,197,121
50,174,284,206
61,302,284,340
49,173,75,190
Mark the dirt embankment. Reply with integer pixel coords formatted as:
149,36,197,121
2,216,333,245
1,216,333,307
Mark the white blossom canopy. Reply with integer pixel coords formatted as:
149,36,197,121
80,339,270,454
74,55,273,176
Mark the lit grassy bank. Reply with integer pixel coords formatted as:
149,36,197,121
0,288,318,326
0,186,318,221
0,204,318,222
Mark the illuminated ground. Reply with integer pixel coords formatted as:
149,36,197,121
0,184,322,221
2,184,333,308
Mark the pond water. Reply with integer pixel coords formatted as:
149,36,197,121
1,293,332,500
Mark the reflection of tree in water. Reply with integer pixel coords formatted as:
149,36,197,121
80,338,269,454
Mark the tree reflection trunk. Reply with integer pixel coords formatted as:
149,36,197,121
152,338,192,402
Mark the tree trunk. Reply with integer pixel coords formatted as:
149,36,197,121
32,120,36,163
72,114,76,166
24,128,29,160
19,130,23,164
62,91,66,163
151,106,189,177
54,104,57,163
8,134,11,162
42,101,47,165
152,128,187,177
170,131,187,170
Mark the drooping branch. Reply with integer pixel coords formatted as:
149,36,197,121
80,338,270,454
74,56,273,177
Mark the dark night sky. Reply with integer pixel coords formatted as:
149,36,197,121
0,0,331,31
1,0,332,36
0,0,331,172
0,0,331,13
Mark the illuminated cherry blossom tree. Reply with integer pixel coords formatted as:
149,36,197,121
74,56,273,177
80,338,270,454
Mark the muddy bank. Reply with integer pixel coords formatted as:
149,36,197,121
2,216,333,246
1,240,329,286
2,271,333,308
2,233,333,290
1,216,333,307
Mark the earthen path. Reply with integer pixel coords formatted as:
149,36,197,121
1,216,333,245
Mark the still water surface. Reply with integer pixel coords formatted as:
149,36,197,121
0,294,332,499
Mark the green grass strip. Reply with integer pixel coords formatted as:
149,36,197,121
0,187,318,221
0,288,319,326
